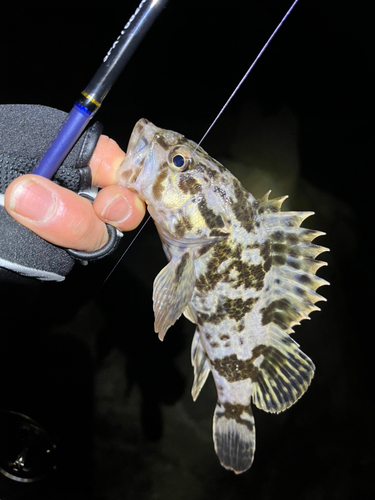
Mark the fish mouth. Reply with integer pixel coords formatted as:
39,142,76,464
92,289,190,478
126,118,150,156
118,118,183,194
118,119,156,190
127,118,162,156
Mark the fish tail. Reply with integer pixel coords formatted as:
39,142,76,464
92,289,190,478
213,401,255,474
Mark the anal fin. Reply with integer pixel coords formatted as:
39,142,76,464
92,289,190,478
213,402,255,474
183,303,197,324
191,329,210,401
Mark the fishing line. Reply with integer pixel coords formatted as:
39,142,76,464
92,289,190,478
194,0,300,150
96,214,151,293
100,0,300,288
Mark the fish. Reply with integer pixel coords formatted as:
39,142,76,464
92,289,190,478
118,118,329,474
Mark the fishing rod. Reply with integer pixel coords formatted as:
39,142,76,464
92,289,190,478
32,0,169,179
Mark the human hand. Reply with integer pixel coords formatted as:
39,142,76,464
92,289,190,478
4,135,146,252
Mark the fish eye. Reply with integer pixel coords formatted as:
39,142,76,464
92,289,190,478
172,154,185,168
169,148,192,172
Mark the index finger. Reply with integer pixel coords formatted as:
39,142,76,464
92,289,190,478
89,135,126,187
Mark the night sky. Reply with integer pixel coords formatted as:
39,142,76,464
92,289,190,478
1,0,372,498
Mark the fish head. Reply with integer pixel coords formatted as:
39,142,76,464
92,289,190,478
118,119,233,243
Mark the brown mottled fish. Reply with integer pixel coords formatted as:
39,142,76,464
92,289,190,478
118,118,329,474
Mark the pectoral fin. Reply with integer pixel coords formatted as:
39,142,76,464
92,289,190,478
153,252,195,341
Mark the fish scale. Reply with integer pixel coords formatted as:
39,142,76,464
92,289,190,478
118,118,329,474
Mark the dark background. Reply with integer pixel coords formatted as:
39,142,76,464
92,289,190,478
0,0,372,498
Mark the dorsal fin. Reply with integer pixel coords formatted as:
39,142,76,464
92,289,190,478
255,192,329,334
251,326,315,413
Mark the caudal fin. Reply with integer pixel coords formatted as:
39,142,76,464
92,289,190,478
213,402,255,474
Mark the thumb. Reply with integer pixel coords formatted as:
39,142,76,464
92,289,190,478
4,175,109,251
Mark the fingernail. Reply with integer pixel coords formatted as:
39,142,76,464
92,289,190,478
101,194,132,223
9,179,57,222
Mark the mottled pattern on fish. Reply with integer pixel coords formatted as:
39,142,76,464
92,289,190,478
118,119,329,474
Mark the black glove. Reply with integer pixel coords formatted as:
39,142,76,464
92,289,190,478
0,104,121,284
